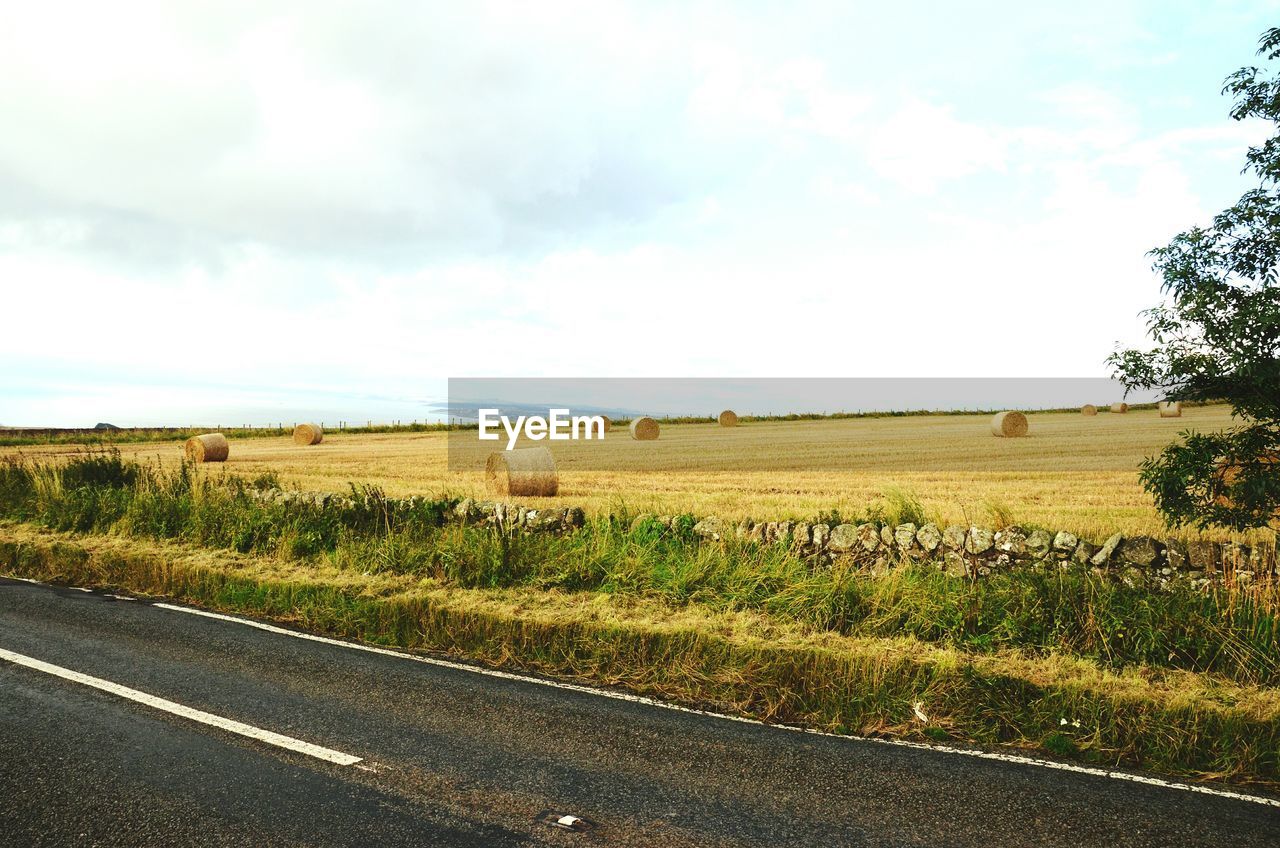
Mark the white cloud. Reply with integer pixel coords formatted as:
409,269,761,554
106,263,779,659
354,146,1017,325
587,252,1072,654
0,1,730,260
866,101,1009,193
0,1,1272,424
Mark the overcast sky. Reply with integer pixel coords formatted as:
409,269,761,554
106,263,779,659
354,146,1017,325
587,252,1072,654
1,1,1275,425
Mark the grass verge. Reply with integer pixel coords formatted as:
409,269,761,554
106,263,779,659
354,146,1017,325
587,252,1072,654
2,522,1279,786
3,452,1279,686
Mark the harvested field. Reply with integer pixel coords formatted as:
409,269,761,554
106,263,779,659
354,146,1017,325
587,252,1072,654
2,404,1265,541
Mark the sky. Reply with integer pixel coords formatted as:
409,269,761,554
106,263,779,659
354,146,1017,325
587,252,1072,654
0,1,1276,426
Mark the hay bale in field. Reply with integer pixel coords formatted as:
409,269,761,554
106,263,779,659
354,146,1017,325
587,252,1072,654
1110,402,1129,414
718,409,738,427
630,416,660,440
485,446,558,497
184,433,229,463
1081,404,1097,416
292,423,324,445
600,415,611,431
991,411,1028,438
1158,401,1183,418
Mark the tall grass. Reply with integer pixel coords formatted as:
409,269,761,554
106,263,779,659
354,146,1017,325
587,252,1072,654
0,451,453,558
2,452,1279,686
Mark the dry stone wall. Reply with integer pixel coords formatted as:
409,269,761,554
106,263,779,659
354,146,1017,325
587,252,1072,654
251,489,1274,588
624,514,1275,589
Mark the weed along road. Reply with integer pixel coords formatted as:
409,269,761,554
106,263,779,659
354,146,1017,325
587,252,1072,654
1,577,1277,848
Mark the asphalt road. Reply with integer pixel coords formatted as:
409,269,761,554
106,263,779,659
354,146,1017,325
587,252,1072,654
1,576,1277,847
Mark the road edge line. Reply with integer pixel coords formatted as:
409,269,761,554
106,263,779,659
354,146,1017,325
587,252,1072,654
150,601,1280,808
0,645,362,767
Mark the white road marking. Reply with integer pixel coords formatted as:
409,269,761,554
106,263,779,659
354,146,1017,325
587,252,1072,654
151,602,1280,809
0,646,362,766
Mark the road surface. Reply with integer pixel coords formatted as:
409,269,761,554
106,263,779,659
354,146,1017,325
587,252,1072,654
1,576,1277,847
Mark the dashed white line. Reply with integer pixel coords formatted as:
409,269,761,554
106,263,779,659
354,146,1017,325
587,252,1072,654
0,646,362,766
152,602,1280,809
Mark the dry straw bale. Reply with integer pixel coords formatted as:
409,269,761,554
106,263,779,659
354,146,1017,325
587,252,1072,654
1110,402,1129,414
991,411,1029,438
718,409,738,427
184,433,229,463
630,416,660,440
485,446,559,497
1081,404,1098,416
292,423,324,445
1158,401,1183,418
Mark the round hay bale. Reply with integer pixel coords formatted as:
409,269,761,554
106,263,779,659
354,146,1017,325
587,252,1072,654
485,446,558,497
1081,404,1098,416
292,423,324,445
630,417,660,440
991,411,1028,438
1158,401,1183,418
1110,402,1129,414
718,409,738,427
600,415,611,431
184,433,229,463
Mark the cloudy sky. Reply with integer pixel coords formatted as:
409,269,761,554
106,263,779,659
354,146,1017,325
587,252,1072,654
0,1,1275,425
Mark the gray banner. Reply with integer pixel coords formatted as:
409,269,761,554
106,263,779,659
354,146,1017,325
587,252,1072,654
445,377,1169,472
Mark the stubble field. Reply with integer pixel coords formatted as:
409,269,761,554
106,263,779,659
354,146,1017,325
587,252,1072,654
3,403,1265,542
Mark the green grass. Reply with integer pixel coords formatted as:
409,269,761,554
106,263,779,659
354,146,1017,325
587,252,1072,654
2,451,1280,686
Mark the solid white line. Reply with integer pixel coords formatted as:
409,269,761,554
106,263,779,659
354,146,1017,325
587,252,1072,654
151,602,1280,809
0,646,362,766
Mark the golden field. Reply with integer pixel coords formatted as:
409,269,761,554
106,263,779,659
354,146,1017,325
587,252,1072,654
3,404,1271,542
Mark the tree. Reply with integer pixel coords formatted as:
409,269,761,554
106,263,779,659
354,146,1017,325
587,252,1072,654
1109,28,1280,532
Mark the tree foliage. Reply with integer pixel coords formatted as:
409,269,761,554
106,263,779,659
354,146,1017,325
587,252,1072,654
1109,28,1280,531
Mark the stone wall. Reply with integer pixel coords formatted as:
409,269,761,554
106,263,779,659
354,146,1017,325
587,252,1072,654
452,498,587,534
448,499,1274,589
678,516,1275,589
248,489,588,534
251,489,1275,588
